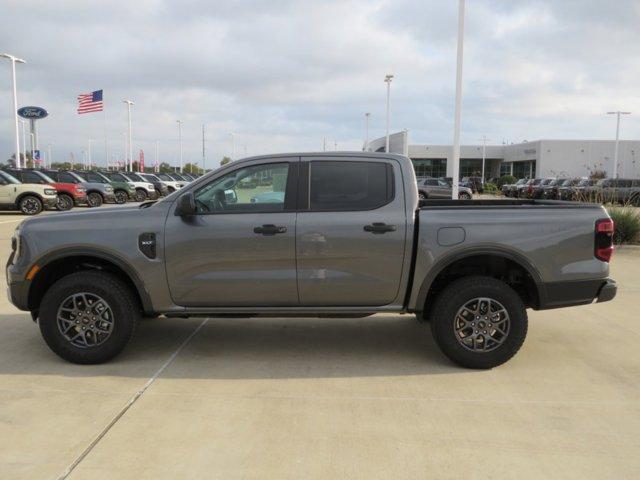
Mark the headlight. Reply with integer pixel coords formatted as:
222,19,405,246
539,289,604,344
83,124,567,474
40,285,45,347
77,187,86,194
44,189,57,196
147,184,154,190
128,183,135,188
105,186,114,192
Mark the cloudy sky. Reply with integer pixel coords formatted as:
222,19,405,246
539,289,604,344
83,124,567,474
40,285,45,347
1,0,639,168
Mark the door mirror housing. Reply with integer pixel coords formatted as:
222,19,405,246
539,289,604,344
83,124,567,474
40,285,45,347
174,192,196,216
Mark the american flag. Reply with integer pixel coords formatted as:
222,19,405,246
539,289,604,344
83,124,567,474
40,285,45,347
77,89,103,114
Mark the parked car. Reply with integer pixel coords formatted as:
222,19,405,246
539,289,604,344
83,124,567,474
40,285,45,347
559,178,597,201
44,170,115,207
180,173,196,182
417,177,473,199
584,178,640,205
155,173,185,193
541,178,570,200
140,173,170,197
502,178,526,197
117,172,158,201
76,170,135,204
3,168,86,211
516,178,543,198
0,170,58,214
462,176,484,193
7,153,616,368
530,178,554,199
168,172,190,183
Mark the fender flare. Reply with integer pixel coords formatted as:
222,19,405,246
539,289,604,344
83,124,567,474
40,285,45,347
29,247,154,314
414,246,545,311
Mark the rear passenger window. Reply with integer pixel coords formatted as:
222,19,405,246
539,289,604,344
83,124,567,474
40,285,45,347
309,161,393,211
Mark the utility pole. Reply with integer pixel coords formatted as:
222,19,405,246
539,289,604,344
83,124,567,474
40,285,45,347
1,53,26,168
88,138,92,169
202,124,206,172
47,143,52,168
364,112,371,151
155,140,159,173
479,135,490,182
384,74,394,153
607,111,631,178
451,0,466,199
177,120,183,173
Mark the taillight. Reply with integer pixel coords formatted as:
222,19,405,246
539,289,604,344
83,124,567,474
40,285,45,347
595,218,614,262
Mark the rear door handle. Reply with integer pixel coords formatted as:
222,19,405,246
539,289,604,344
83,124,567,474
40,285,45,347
253,224,287,235
364,222,397,234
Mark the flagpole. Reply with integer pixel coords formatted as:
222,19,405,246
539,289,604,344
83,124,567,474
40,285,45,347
103,90,108,168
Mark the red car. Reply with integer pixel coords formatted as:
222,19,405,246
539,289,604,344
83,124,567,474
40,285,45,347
3,168,87,210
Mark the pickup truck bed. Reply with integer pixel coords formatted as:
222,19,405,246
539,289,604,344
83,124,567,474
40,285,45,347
6,153,616,369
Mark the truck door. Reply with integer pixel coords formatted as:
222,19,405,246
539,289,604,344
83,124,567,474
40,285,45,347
164,159,299,307
296,158,407,306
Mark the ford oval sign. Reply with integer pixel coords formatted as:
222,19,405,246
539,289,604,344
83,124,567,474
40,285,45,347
17,106,48,120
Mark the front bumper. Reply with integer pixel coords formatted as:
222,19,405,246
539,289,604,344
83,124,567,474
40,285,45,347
103,192,117,203
75,195,88,206
43,197,58,210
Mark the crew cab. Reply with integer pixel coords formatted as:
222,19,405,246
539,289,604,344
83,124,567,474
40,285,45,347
6,153,616,368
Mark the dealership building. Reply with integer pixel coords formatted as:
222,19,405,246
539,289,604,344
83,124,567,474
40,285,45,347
366,132,640,180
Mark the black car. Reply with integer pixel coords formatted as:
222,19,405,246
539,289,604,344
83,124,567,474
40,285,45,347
141,173,170,197
541,178,570,199
530,178,554,199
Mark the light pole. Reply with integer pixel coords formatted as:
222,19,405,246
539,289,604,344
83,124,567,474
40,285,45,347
47,143,52,168
177,120,183,172
607,111,631,178
1,53,26,169
230,133,236,160
155,140,159,173
479,135,490,181
384,74,394,153
123,100,134,172
20,120,27,167
364,112,371,151
451,0,466,199
87,138,93,169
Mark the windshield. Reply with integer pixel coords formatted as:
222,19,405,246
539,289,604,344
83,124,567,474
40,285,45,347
0,171,20,184
122,172,144,182
157,173,173,181
142,174,159,182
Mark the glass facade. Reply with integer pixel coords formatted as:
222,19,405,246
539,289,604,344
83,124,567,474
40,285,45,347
513,161,536,179
460,159,482,178
411,158,446,178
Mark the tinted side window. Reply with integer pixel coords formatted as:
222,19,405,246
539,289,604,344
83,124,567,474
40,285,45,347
309,161,393,211
58,172,78,183
22,171,47,184
424,179,438,186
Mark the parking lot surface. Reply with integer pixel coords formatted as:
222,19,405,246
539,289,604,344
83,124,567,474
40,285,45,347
0,211,639,480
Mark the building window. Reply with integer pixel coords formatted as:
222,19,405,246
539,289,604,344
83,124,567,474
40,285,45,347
500,162,513,177
460,159,482,178
412,158,446,178
512,161,536,179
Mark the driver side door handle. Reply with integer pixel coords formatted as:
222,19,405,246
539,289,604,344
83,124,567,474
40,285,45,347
363,222,397,234
253,224,287,235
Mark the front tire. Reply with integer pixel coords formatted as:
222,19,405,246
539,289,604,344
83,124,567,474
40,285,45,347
135,189,147,202
458,192,472,200
87,192,104,207
114,190,128,204
430,276,527,369
19,195,43,215
57,194,74,211
38,271,140,364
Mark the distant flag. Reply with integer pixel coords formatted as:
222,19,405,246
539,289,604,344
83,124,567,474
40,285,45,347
139,150,145,172
77,89,103,114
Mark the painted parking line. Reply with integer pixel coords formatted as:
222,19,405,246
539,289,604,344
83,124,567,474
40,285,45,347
0,219,25,224
57,317,210,480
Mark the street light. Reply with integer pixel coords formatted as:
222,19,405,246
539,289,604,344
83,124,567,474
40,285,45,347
384,74,394,153
19,120,27,166
1,53,26,169
230,133,236,160
478,135,490,182
451,0,466,199
364,112,371,151
607,111,631,178
123,100,134,172
177,120,183,172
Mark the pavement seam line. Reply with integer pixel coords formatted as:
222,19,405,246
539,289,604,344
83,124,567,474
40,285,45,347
57,317,210,480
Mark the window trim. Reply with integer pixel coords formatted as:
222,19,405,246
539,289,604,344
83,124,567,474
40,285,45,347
299,159,396,213
189,160,299,216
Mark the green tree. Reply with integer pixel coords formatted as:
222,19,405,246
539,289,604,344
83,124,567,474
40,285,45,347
220,156,231,166
158,162,173,173
183,163,204,175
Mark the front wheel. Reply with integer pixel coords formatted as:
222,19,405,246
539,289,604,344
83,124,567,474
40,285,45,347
114,190,128,204
38,271,140,364
19,195,43,215
430,276,527,369
57,194,74,211
458,192,472,200
87,192,104,207
134,189,147,202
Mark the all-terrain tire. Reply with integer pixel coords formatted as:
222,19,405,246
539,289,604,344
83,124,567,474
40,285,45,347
430,276,528,369
19,195,43,215
38,271,140,364
87,192,104,207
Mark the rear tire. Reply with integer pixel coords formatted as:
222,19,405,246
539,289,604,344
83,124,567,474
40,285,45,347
38,271,140,364
87,192,104,207
430,276,527,369
458,192,472,200
57,194,74,211
19,195,43,215
114,190,128,204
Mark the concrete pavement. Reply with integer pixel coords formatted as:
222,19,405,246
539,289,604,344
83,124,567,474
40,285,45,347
0,213,638,479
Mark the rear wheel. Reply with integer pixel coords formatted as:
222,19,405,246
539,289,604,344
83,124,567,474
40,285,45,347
56,194,74,211
114,190,128,204
430,276,527,369
418,191,427,200
18,195,43,215
458,192,472,200
38,271,140,364
87,192,104,207
134,189,147,202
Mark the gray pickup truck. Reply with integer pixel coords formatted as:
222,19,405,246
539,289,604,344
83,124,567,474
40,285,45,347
6,153,617,369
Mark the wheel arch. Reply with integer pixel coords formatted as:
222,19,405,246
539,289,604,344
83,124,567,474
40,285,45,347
27,248,154,316
415,247,544,316
15,191,44,207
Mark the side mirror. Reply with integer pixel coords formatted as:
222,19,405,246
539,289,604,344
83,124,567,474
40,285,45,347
174,192,196,216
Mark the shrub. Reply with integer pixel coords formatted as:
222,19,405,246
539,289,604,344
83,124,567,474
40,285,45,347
606,205,640,244
484,182,499,194
496,175,516,188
